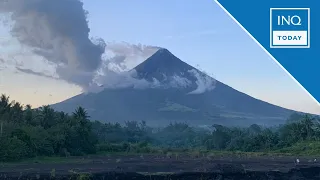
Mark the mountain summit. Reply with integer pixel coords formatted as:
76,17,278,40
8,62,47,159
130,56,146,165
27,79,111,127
52,49,296,127
134,48,194,80
133,48,214,91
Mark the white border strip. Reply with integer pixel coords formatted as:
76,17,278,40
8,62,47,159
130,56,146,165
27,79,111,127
214,0,320,109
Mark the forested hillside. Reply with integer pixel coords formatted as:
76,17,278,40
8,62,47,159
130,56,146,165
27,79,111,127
0,94,319,162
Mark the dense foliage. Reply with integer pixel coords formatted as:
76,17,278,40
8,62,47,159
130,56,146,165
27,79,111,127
0,94,319,162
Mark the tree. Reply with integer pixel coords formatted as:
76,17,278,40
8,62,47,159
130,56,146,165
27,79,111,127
0,94,11,137
300,115,314,140
69,107,97,155
24,104,33,125
10,101,24,124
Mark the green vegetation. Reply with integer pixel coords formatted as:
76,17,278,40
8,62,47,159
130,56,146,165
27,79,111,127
158,101,197,112
0,94,319,162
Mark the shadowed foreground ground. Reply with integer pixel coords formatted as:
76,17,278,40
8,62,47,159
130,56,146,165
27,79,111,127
1,155,320,179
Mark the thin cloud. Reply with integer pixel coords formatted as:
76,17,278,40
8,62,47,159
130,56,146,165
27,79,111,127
0,58,4,70
165,30,216,40
16,68,60,80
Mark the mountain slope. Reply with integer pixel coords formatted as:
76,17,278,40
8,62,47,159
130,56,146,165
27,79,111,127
51,48,296,127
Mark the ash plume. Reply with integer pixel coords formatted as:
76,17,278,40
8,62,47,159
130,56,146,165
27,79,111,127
0,0,106,88
0,1,216,95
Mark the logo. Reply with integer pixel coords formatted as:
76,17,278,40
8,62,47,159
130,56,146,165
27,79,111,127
270,8,310,48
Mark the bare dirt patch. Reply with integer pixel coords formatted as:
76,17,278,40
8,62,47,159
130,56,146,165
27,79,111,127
1,155,320,179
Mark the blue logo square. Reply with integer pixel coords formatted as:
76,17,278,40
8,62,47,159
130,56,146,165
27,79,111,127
270,8,310,48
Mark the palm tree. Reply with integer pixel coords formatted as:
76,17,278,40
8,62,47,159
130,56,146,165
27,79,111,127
73,106,90,126
38,105,56,129
10,101,24,124
24,104,33,124
0,94,10,107
73,107,89,120
0,94,11,137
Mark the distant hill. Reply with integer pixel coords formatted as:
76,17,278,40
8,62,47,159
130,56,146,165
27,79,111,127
51,48,297,127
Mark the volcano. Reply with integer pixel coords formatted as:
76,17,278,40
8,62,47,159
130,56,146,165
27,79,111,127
51,48,296,127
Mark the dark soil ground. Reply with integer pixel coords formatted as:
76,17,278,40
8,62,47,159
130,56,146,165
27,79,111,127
1,154,320,179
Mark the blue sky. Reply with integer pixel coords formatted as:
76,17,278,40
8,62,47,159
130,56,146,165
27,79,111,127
84,0,288,85
81,0,319,113
0,0,319,114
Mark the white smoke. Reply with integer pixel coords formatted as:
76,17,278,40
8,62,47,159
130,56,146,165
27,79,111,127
84,42,162,92
187,69,216,94
86,69,162,93
103,42,160,72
